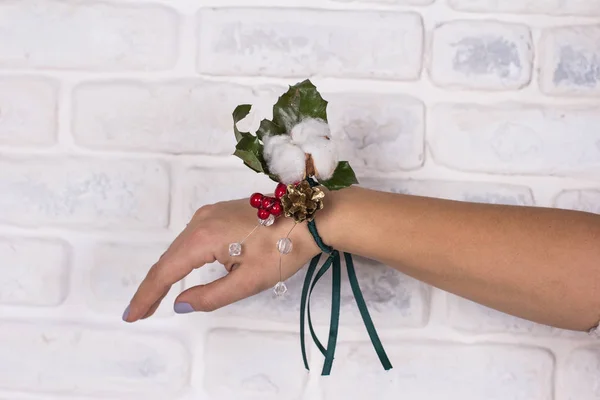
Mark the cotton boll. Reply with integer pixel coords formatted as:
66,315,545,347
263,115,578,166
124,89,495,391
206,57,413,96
263,134,291,161
263,135,306,184
263,117,338,183
269,143,306,184
300,137,338,180
290,118,331,145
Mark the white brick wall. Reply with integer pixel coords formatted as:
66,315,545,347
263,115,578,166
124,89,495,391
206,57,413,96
326,92,426,171
323,343,555,400
0,157,170,229
84,241,178,318
430,104,600,174
0,78,58,147
448,0,600,17
72,80,282,154
539,25,600,97
0,237,69,307
0,1,598,399
0,322,189,398
197,9,424,80
0,2,179,70
204,329,308,400
431,21,533,90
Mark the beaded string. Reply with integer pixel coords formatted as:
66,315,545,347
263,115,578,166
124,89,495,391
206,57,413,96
228,214,276,258
278,222,297,283
240,223,260,245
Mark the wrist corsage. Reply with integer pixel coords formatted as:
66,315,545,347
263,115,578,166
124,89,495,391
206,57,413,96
229,80,392,375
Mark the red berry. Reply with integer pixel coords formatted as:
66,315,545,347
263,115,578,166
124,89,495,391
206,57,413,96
270,201,283,216
261,196,275,210
257,208,270,220
274,183,287,199
250,193,263,209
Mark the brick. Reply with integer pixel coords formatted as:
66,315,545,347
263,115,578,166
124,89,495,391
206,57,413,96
561,346,600,400
0,322,189,397
0,157,169,229
0,237,68,306
73,80,281,155
0,78,57,147
188,256,430,329
539,25,600,97
448,0,600,16
197,9,423,80
0,2,178,70
333,0,434,4
447,295,586,338
323,342,554,400
554,189,600,214
362,178,535,205
429,104,600,174
85,242,179,317
326,93,425,172
181,168,277,221
431,21,533,90
204,329,307,400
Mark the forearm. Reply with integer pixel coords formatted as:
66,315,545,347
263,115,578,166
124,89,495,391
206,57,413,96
319,186,600,331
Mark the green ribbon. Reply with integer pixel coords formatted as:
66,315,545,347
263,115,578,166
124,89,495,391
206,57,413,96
344,252,393,370
300,254,320,369
300,216,393,375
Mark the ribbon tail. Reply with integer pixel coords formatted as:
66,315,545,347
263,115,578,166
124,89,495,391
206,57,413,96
321,251,342,376
300,254,321,370
307,257,333,357
344,252,393,371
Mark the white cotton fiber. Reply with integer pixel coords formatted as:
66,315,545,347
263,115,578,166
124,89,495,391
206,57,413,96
290,118,331,144
263,118,338,182
299,138,338,180
263,135,306,184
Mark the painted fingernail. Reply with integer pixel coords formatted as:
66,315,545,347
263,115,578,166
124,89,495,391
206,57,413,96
174,302,195,314
122,305,131,321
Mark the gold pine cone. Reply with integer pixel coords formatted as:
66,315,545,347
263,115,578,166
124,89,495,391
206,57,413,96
281,180,325,223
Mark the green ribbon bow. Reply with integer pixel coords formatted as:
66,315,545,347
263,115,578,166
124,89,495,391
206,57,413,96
299,181,393,375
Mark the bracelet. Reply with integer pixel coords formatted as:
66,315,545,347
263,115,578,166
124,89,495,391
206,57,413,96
227,80,392,375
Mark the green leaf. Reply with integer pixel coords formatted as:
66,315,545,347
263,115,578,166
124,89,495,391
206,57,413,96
233,135,264,173
320,161,359,191
257,119,286,140
272,79,328,132
233,104,252,142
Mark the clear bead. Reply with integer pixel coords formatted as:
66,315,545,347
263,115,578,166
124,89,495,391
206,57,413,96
273,281,287,297
277,238,293,255
228,242,242,257
259,214,275,227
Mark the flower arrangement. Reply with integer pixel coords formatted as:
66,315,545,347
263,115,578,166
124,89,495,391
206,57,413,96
227,79,391,375
231,79,358,192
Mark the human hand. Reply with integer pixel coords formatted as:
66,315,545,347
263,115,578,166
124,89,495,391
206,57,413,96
122,198,321,322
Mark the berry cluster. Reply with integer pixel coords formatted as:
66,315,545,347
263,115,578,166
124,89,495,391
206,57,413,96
250,183,288,220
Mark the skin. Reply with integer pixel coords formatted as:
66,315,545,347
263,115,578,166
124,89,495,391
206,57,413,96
124,186,600,332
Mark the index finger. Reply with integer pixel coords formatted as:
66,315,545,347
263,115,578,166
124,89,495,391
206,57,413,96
122,229,215,322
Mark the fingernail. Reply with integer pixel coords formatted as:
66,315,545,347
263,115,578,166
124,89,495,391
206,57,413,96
174,302,195,314
122,305,131,321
